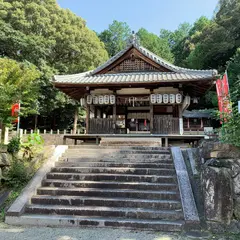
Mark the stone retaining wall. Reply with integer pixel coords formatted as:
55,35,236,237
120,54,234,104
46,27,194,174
199,141,240,231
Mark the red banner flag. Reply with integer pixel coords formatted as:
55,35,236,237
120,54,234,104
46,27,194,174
216,78,223,113
222,73,231,114
11,103,20,123
216,73,231,121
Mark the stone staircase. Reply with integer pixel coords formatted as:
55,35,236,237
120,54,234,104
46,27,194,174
21,146,185,231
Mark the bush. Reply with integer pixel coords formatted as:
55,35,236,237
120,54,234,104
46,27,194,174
219,108,240,147
22,133,44,160
5,158,31,188
7,136,21,154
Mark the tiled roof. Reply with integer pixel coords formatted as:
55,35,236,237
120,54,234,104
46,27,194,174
54,71,215,85
183,110,212,118
53,38,217,85
90,42,217,76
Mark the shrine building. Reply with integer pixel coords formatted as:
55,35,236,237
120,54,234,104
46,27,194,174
53,34,217,136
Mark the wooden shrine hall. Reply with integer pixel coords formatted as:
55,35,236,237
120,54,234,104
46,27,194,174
53,34,217,136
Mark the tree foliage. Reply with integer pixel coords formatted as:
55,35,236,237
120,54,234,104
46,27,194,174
137,28,174,63
98,20,131,57
0,58,40,141
0,0,108,130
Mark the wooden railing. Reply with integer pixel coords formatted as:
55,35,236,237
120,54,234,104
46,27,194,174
89,118,114,134
153,116,179,134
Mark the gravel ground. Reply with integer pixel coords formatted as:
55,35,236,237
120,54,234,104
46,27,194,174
0,222,239,240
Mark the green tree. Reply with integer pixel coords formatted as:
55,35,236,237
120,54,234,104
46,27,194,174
137,28,174,63
227,48,240,103
0,0,108,130
184,0,240,70
160,23,191,65
0,58,40,141
98,20,131,57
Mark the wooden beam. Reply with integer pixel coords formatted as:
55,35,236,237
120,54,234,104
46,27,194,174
86,104,90,134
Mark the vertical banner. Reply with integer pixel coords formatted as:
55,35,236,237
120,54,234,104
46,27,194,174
222,73,231,114
216,78,223,113
216,73,231,121
11,103,20,123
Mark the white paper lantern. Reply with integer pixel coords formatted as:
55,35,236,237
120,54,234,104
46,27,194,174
163,94,169,104
86,95,92,105
98,95,104,104
176,93,182,104
104,95,110,104
110,95,116,105
93,96,98,105
169,94,176,104
156,94,162,104
80,98,85,107
150,94,156,104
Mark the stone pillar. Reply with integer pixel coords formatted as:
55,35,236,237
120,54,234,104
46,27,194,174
19,129,23,143
4,127,9,145
202,166,233,225
178,105,184,135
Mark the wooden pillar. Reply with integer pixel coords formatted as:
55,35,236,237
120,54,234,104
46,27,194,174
94,106,98,119
73,105,79,134
125,106,128,134
150,90,154,134
150,104,153,134
113,103,117,134
100,107,103,118
86,104,90,134
113,91,117,134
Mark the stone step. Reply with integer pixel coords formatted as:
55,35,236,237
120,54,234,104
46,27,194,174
37,187,180,200
42,179,178,191
59,156,172,162
17,214,184,231
65,149,170,155
50,167,176,175
46,172,177,183
55,161,175,169
62,152,171,159
25,204,183,220
31,195,182,210
68,145,170,151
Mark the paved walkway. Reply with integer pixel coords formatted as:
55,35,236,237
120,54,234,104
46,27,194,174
0,222,240,240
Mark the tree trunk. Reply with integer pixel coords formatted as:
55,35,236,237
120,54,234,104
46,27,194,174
34,115,38,130
73,106,79,134
1,124,5,144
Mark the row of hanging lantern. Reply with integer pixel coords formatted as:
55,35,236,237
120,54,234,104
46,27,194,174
82,95,116,105
150,93,182,104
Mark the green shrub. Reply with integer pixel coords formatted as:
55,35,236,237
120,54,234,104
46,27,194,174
5,158,31,188
22,133,44,160
7,136,21,154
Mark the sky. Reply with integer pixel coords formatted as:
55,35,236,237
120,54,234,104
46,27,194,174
57,0,219,34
